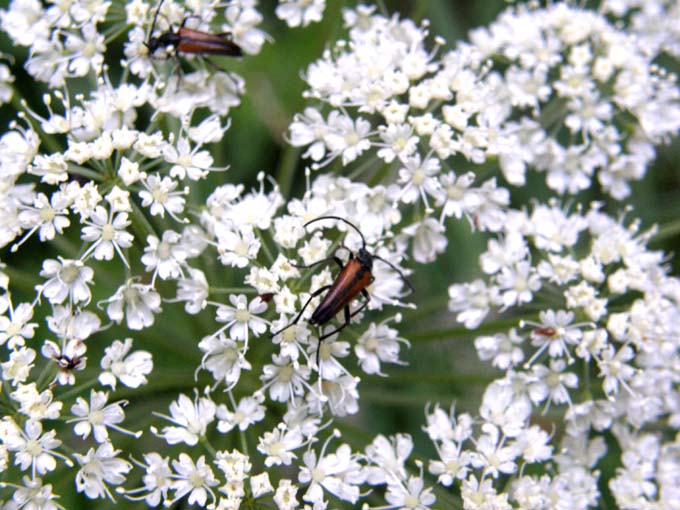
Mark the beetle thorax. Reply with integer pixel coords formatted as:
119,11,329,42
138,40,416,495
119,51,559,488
356,248,373,269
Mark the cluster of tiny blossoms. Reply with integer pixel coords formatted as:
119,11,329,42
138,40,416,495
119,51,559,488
0,1,430,508
284,3,680,510
289,2,680,232
445,201,680,509
0,1,679,510
603,0,680,57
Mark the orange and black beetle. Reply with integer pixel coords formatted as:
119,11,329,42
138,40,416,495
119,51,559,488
272,216,413,368
145,0,243,60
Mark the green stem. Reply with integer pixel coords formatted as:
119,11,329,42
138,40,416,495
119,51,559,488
201,436,218,457
653,218,680,242
275,145,302,199
67,163,105,181
210,286,257,295
130,198,159,240
56,378,100,401
239,429,250,457
367,371,495,385
3,266,41,296
257,231,276,266
403,316,523,343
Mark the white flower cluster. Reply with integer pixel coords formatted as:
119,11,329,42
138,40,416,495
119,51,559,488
603,0,680,57
290,3,680,209
276,0,326,28
447,201,680,508
0,0,679,509
469,2,680,199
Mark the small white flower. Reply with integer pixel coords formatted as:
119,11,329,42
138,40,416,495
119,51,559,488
216,393,265,433
429,439,472,486
597,344,636,396
448,279,500,329
474,329,525,370
69,390,138,443
164,136,214,180
402,218,447,264
525,309,584,365
395,155,441,212
153,392,215,446
497,261,542,309
324,113,372,166
123,452,172,507
273,479,299,510
250,472,274,498
64,23,105,77
15,191,70,246
198,332,251,388
529,359,578,410
260,354,311,403
385,475,436,510
9,476,61,510
470,423,519,478
98,338,153,389
224,2,267,55
365,434,412,485
377,123,419,163
47,306,101,342
298,440,365,505
216,226,261,268
276,0,326,28
258,424,304,467
141,230,187,283
37,258,94,305
514,425,553,464
215,294,268,343
0,300,37,349
479,382,531,438
175,267,209,314
74,442,132,500
1,347,36,386
138,174,187,220
355,320,409,376
80,205,133,266
104,280,162,330
11,383,63,421
3,419,68,476
168,454,219,508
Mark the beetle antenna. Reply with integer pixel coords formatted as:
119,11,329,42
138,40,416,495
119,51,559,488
148,0,167,41
372,255,415,294
304,216,366,249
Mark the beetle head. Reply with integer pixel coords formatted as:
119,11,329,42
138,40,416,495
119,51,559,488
356,248,373,270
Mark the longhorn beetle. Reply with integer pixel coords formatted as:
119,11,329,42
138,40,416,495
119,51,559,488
271,216,414,369
145,0,243,62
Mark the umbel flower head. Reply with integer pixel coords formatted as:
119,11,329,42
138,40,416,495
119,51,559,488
0,0,679,509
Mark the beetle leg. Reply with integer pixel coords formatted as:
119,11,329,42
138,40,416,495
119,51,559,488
349,289,371,318
315,305,352,369
291,254,344,271
179,14,202,29
171,53,184,91
270,285,332,338
202,58,242,90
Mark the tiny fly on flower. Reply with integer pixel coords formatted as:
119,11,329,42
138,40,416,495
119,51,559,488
272,216,414,369
145,0,243,62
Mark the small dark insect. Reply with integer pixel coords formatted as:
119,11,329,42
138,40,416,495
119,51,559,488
49,353,86,387
145,0,243,62
258,292,275,303
272,216,414,369
534,326,557,337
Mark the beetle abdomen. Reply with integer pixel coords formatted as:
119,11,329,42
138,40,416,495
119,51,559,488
310,259,371,326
